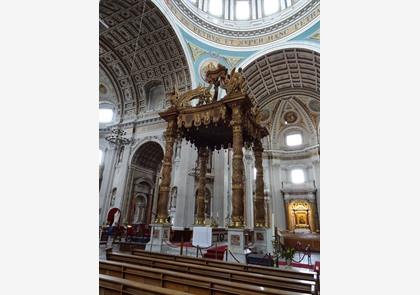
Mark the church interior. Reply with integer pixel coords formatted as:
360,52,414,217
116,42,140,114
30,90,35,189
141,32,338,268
99,0,320,293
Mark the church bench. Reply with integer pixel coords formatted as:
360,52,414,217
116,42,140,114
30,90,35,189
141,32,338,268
100,274,191,295
100,260,312,295
130,248,318,282
117,241,146,252
106,252,316,294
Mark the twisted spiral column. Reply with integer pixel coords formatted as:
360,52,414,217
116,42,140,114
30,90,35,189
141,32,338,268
230,104,245,228
155,119,177,224
253,139,266,228
195,146,209,225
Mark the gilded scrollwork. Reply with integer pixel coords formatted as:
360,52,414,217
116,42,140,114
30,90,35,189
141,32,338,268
177,104,228,128
168,85,213,108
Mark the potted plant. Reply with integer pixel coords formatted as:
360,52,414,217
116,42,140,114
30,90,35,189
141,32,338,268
280,247,296,266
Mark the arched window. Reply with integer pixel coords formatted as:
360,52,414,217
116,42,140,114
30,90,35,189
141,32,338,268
99,103,115,123
208,0,224,17
236,1,250,20
263,0,280,16
291,168,305,184
99,149,103,165
286,132,303,147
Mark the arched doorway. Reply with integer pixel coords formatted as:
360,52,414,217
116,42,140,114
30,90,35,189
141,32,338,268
126,141,164,225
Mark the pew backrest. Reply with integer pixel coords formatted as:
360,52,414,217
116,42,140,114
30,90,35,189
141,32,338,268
106,252,316,294
100,260,312,295
130,248,318,282
100,274,191,295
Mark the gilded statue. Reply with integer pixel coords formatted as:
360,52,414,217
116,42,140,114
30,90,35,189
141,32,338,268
205,64,246,99
168,85,213,108
169,87,180,107
205,63,228,101
251,104,261,122
221,67,246,96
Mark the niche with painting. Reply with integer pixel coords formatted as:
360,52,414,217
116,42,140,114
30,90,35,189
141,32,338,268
286,199,317,233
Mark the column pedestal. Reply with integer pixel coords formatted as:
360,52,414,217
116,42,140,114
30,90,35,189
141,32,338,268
253,228,274,254
227,228,247,263
145,224,171,253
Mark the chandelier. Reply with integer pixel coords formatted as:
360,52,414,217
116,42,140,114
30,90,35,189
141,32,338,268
105,128,131,146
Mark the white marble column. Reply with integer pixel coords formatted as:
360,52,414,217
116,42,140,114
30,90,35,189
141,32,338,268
213,150,226,227
114,143,132,210
121,165,134,224
223,148,233,227
173,140,197,227
99,145,117,224
148,170,159,221
229,0,235,20
267,157,287,230
251,0,257,19
198,0,204,10
256,0,262,18
312,155,320,218
244,149,254,228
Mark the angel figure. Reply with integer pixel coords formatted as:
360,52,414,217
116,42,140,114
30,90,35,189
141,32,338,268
222,67,246,95
168,87,180,107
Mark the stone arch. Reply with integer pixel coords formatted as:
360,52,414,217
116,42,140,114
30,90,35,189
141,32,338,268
129,138,165,165
125,141,165,224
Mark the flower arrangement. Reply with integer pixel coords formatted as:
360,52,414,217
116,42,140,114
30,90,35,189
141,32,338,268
280,247,296,262
272,237,295,266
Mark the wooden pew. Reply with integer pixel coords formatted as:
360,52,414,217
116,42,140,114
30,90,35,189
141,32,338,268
100,260,312,295
100,274,191,295
106,252,316,294
117,241,146,252
131,248,318,282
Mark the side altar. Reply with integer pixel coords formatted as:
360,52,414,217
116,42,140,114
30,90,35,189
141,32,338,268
146,65,271,261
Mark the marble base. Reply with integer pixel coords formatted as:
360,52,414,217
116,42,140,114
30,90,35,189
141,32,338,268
253,228,274,255
145,223,171,253
294,228,311,234
227,228,247,263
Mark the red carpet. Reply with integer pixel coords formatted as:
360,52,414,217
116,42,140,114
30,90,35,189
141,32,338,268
278,260,320,272
203,245,228,260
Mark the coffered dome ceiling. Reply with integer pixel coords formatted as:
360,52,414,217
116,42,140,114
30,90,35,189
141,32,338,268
243,48,319,106
243,48,320,149
166,0,319,48
99,0,192,119
132,141,164,171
